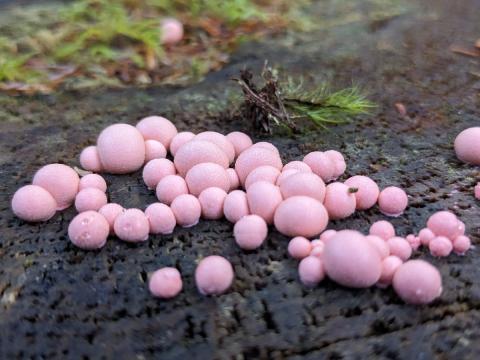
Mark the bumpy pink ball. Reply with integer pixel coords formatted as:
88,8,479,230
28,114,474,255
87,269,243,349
79,146,103,172
136,116,177,149
149,267,183,299
344,175,379,210
365,235,390,259
378,186,408,217
223,190,250,223
145,203,176,235
32,163,80,210
79,174,107,192
298,256,325,287
282,161,312,173
75,188,108,213
226,168,240,191
323,182,356,220
226,131,252,158
194,131,235,164
387,237,412,261
453,235,471,255
174,140,229,177
369,220,395,240
406,234,421,251
68,211,109,250
429,236,453,257
170,131,195,157
454,127,480,165
427,211,460,240
198,187,227,220
160,18,184,45
156,175,189,205
288,237,312,260
234,214,268,250
11,185,57,222
303,151,335,182
114,208,150,242
274,196,329,238
97,124,146,174
324,150,346,179
275,169,299,186
195,255,234,295
244,165,281,190
185,162,230,196
144,139,167,161
377,255,403,288
235,147,283,185
98,203,124,234
246,181,283,224
142,158,176,190
279,172,326,202
419,227,435,246
170,194,201,228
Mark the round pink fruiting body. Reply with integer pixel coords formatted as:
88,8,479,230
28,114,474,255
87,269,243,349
226,168,240,191
251,141,280,156
475,183,480,200
98,203,124,234
234,146,283,185
194,131,235,164
160,18,184,45
392,259,442,304
79,146,103,172
223,190,250,223
11,185,57,222
324,150,346,179
419,227,435,246
288,237,312,259
234,214,268,250
244,165,281,190
369,220,395,240
377,255,403,288
174,140,229,177
387,237,412,261
195,255,234,295
75,188,108,213
145,203,176,235
68,210,109,250
323,230,382,288
144,139,167,161
275,169,299,186
454,127,480,165
427,211,460,240
170,194,201,228
406,234,421,251
303,151,335,182
365,235,390,259
344,175,379,210
226,131,252,158
298,256,325,287
429,236,453,257
170,131,195,157
274,196,329,238
149,267,183,299
246,181,283,224
282,161,312,173
320,229,337,243
279,172,326,202
79,174,107,192
156,175,189,205
453,235,471,255
323,182,356,220
136,116,178,149
198,187,228,220
97,124,146,174
185,162,230,196
113,208,150,242
310,241,325,258
142,158,176,190
378,186,408,217
32,163,80,210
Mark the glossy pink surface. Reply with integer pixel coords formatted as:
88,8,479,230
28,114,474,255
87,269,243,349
429,236,453,257
344,175,379,210
142,158,176,190
288,237,312,260
195,255,234,295
244,165,281,190
114,208,150,242
377,255,403,288
226,131,253,158
144,140,167,161
198,187,228,220
234,214,268,250
75,188,108,213
169,131,195,156
323,182,356,220
426,211,461,240
68,210,109,250
185,162,230,196
234,147,283,185
98,203,124,234
365,235,390,259
246,181,283,224
160,18,184,45
419,227,435,246
324,150,346,179
226,168,240,191
223,190,250,223
303,151,335,182
156,175,189,205
378,186,408,217
145,203,176,234
79,174,107,192
11,185,57,222
170,194,201,227
369,220,395,240
174,140,229,177
387,237,412,261
136,116,177,149
283,161,312,173
454,127,480,165
79,146,103,172
453,235,471,255
298,256,325,287
149,267,183,299
194,131,235,164
279,172,326,202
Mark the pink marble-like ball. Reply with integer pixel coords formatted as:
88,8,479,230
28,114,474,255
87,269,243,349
378,186,408,217
170,194,201,228
223,190,250,223
369,220,395,240
226,131,253,158
279,172,326,202
251,141,280,156
142,158,176,190
195,255,234,295
174,140,229,177
156,175,189,205
198,187,228,220
235,146,283,185
298,256,325,287
170,131,195,157
454,127,480,165
98,203,124,234
136,115,178,149
324,150,346,179
149,267,183,299
145,202,176,235
453,235,471,255
79,146,103,172
68,210,109,250
144,139,167,161
160,18,184,45
79,174,107,192
319,229,337,243
234,214,268,250
282,161,312,173
244,165,281,190
426,211,460,240
246,181,283,224
75,188,108,213
419,227,435,246
303,151,335,182
323,182,356,220
194,131,235,164
114,208,150,242
429,236,453,257
11,185,57,222
344,175,379,210
387,237,412,261
275,169,299,186
365,235,390,259
226,168,240,191
288,237,312,260
377,255,403,288
185,162,230,196
406,234,421,251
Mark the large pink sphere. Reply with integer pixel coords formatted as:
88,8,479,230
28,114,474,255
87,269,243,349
170,194,201,228
174,140,229,177
136,116,178,149
378,186,408,217
387,237,412,261
226,168,240,191
429,236,453,257
344,175,379,210
279,172,326,202
156,175,189,205
160,18,184,45
453,235,471,255
323,182,356,220
324,150,346,179
11,185,57,222
142,158,176,190
198,187,228,220
369,220,395,240
244,165,281,190
426,211,460,240
303,151,335,182
144,139,167,161
194,131,235,164
234,215,268,250
195,255,234,295
223,190,250,223
246,181,283,224
419,227,435,246
145,203,176,235
79,146,103,172
185,162,230,196
74,188,108,213
68,211,109,250
288,237,312,260
170,131,195,157
79,174,107,192
454,127,480,165
235,147,283,185
377,255,403,288
98,203,124,234
114,208,150,242
298,256,325,287
149,267,183,299
226,131,252,158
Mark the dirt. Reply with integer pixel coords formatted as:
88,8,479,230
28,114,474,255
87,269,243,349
1,0,480,358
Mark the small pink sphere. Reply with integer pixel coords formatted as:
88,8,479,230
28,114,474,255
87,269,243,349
75,188,108,213
79,174,107,192
320,229,337,243
170,131,195,157
114,208,150,242
324,150,346,179
194,131,235,164
11,185,57,222
244,165,281,190
198,187,228,220
387,237,412,261
226,168,240,191
234,214,268,250
369,220,395,240
195,255,234,295
246,181,283,224
323,230,382,288
274,196,329,238
170,194,201,228
136,116,178,149
288,237,312,260
145,139,167,161
185,162,230,196
156,175,189,205
98,203,124,234
419,227,435,246
323,182,356,220
283,161,312,173
142,158,176,190
275,169,299,186
475,183,480,200
68,211,109,250
279,172,326,202
160,18,184,45
149,267,183,299
226,131,253,158
223,190,250,223
251,142,280,156
393,260,442,304
174,140,229,177
427,211,460,240
429,236,453,257
32,163,80,210
378,186,408,217
344,175,379,210
406,234,421,251
145,203,176,235
365,235,390,259
453,235,471,255
235,146,283,185
310,241,325,257
377,255,403,288
79,146,103,172
454,127,480,165
298,256,325,287
303,151,335,182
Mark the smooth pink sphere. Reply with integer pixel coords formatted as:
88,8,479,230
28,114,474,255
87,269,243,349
310,240,325,257
98,203,124,234
149,267,183,299
320,229,337,243
279,172,326,202
174,140,229,177
170,194,201,227
323,230,382,288
195,255,234,295
68,210,109,250
114,208,150,242
274,196,329,238
244,165,281,190
194,131,235,164
185,162,230,196
453,235,471,255
365,235,390,259
32,163,80,210
369,220,395,240
324,150,346,179
387,237,412,261
283,161,312,173
223,190,250,223
406,234,421,251
475,183,480,200
156,175,189,205
298,256,325,287
303,151,335,182
198,187,228,220
429,236,453,257
75,188,108,213
11,185,57,222
142,158,176,190
136,116,178,149
246,181,282,224
454,127,480,165
288,237,312,259
427,211,460,240
377,255,403,288
79,146,103,172
160,18,184,45
344,175,379,210
226,168,240,191
145,203,176,235
235,146,283,185
275,169,299,186
393,260,442,304
145,139,167,161
378,186,408,217
97,124,146,174
419,227,435,246
251,141,280,156
234,214,268,250
226,131,253,158
170,131,195,156
79,174,107,192
323,182,356,220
